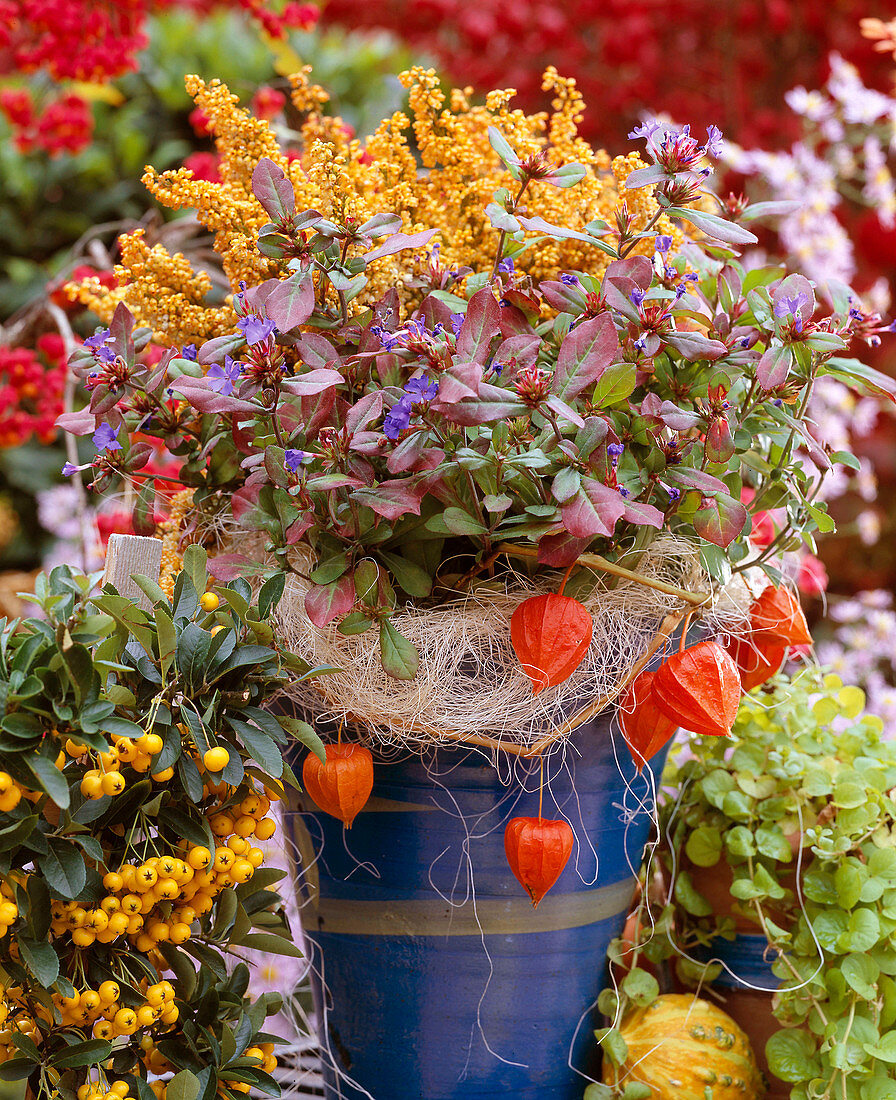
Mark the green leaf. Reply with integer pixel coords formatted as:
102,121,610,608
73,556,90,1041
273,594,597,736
864,1032,896,1064
379,552,433,598
621,967,659,1007
673,869,713,916
18,938,58,986
666,205,758,245
155,606,177,681
583,1086,615,1100
766,1029,819,1082
288,719,326,763
166,1068,201,1100
684,825,722,867
258,574,286,621
38,837,87,900
594,1027,628,1067
843,954,880,999
237,932,305,958
226,717,284,778
176,622,213,688
0,814,38,853
25,752,69,809
592,362,636,408
48,1037,114,1070
622,1085,653,1100
131,573,169,607
0,1058,39,1081
379,619,420,681
182,544,208,598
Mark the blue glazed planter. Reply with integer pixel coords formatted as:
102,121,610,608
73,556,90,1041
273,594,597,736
283,712,669,1100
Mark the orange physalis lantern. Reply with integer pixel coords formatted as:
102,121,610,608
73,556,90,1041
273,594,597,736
510,593,593,695
724,635,787,692
504,816,574,908
749,585,811,646
619,668,678,773
302,743,374,828
651,640,742,737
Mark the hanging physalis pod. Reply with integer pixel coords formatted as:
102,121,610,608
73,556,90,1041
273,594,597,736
724,635,787,692
504,816,574,908
651,640,742,737
302,744,374,828
749,585,811,646
510,593,593,695
619,669,678,773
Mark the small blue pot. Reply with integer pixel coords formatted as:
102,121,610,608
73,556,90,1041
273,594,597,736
283,711,669,1100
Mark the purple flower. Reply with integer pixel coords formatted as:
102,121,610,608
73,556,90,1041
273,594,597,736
607,443,625,464
237,314,276,345
208,355,241,396
403,375,438,403
664,485,682,502
182,343,197,361
628,120,663,142
62,461,90,477
84,328,111,351
654,235,673,254
774,292,810,334
284,449,306,472
618,486,630,498
630,288,646,307
704,124,724,158
450,313,465,337
560,273,580,286
383,396,415,440
92,423,122,452
674,283,688,300
498,257,515,274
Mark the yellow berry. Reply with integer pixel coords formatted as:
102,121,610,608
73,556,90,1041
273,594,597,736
233,815,256,838
116,738,138,762
246,847,264,868
239,794,262,817
230,860,254,884
98,981,120,1004
121,894,142,915
187,846,211,869
107,913,129,936
93,1021,114,1041
64,741,88,759
169,922,192,944
210,814,234,837
111,1084,130,1099
226,836,249,855
200,591,219,612
136,1005,157,1027
80,774,105,800
80,990,101,1013
160,1004,179,1026
103,871,124,892
135,865,158,891
147,922,170,943
146,984,166,1007
113,1008,138,1034
101,771,126,797
213,848,235,872
151,767,174,783
253,817,276,841
0,902,16,925
203,747,230,773
155,878,179,900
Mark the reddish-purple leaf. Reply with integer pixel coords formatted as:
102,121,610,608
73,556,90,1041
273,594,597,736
208,552,255,581
387,435,445,474
541,280,588,314
536,531,591,568
553,313,619,399
544,393,584,427
561,479,626,539
306,473,365,491
693,493,749,547
623,500,665,528
285,368,343,396
295,333,337,369
493,334,542,370
252,158,296,221
265,272,315,331
351,478,426,520
666,467,728,494
663,331,728,361
55,410,96,435
436,361,482,404
304,574,356,628
285,513,315,544
456,288,503,364
198,333,245,364
604,255,653,287
301,386,336,439
169,378,259,416
344,391,384,435
757,344,793,389
444,383,527,426
364,229,438,263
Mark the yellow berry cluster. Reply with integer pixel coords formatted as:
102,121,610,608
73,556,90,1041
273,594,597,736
157,489,195,597
67,67,682,346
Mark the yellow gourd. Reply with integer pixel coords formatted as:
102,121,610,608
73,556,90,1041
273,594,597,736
604,994,765,1100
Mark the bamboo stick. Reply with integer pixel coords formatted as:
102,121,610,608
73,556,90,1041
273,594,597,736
496,542,711,607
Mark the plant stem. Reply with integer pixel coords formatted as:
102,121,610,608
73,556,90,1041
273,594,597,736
496,542,710,606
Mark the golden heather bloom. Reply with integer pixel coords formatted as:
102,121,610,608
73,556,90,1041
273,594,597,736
158,490,194,597
69,66,682,345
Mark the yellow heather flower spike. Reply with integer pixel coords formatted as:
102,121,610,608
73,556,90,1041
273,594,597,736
65,67,682,347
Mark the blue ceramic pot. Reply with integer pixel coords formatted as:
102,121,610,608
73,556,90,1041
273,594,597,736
283,711,669,1100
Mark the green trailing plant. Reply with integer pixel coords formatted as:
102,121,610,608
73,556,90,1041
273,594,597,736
593,668,896,1100
0,549,329,1100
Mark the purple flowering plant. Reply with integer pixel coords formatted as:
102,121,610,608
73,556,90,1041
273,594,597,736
59,131,896,678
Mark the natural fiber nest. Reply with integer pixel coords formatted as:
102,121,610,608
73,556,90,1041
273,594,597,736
240,534,753,754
